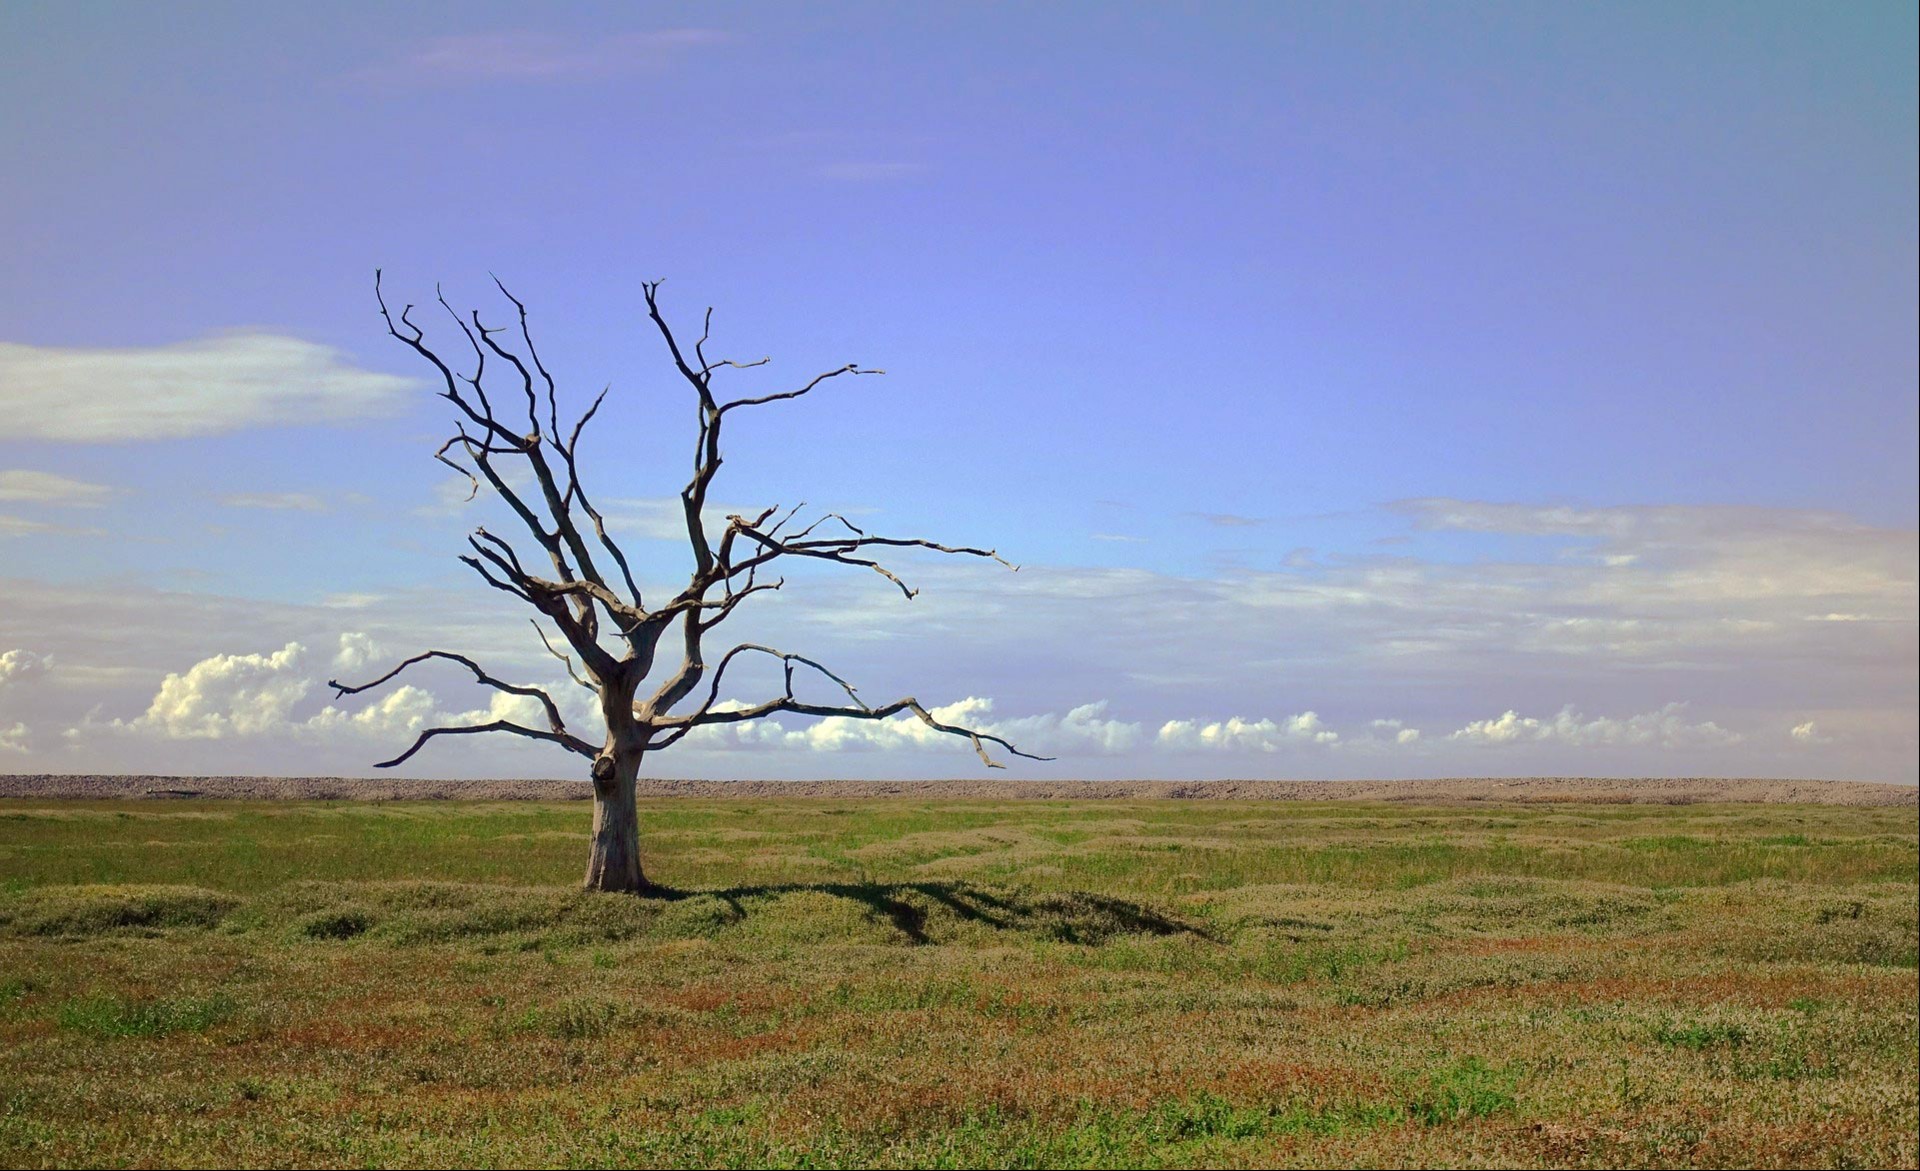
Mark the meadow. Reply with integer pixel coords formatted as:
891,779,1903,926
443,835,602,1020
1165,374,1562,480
0,795,1914,1168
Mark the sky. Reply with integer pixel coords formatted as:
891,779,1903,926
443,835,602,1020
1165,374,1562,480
0,1,1914,783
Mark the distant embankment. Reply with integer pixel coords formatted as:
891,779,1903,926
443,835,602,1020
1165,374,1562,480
0,774,1912,805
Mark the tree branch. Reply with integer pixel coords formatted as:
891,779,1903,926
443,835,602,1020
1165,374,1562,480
531,620,596,691
723,522,1016,599
652,693,1050,767
647,642,1047,767
373,720,596,769
717,363,881,414
328,650,576,738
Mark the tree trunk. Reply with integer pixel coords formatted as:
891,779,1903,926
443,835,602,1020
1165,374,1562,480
583,751,647,893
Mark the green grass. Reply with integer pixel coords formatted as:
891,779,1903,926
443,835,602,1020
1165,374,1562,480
0,796,1913,1168
55,992,236,1038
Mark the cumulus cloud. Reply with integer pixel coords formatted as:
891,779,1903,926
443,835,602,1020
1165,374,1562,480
304,684,439,739
1156,712,1338,752
0,649,51,686
681,700,1342,760
94,639,574,757
331,632,380,675
988,700,1145,755
1790,720,1832,745
0,333,417,442
0,722,27,753
1448,704,1739,748
129,642,314,739
690,697,997,755
0,470,114,506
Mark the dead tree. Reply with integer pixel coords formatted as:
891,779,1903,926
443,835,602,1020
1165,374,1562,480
331,275,1045,892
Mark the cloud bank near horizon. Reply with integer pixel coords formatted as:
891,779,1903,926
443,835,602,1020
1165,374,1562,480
1,492,1910,781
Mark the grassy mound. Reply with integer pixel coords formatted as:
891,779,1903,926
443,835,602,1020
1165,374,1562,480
0,884,238,936
1,878,1202,950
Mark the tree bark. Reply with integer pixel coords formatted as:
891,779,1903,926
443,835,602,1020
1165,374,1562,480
583,751,646,893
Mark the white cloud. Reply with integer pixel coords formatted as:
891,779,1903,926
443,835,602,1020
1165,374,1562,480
0,333,417,442
0,516,53,538
1790,720,1832,745
678,697,1137,759
1156,712,1338,752
695,696,997,755
994,700,1146,754
0,722,27,754
221,492,328,512
96,639,581,759
0,649,51,686
0,514,105,539
0,470,114,507
1448,704,1739,749
693,702,1349,760
305,684,438,739
128,642,313,739
331,632,380,675
600,496,759,541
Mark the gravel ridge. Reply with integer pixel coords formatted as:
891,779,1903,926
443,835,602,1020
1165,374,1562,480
1,774,1911,805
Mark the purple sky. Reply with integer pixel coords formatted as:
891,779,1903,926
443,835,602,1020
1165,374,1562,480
1,2,1914,782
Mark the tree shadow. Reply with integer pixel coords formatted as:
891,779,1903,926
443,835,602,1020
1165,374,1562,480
649,879,1213,946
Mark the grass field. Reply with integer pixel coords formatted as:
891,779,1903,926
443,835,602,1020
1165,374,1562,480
0,796,1914,1168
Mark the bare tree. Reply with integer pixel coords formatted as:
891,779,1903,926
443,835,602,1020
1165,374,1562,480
330,275,1046,892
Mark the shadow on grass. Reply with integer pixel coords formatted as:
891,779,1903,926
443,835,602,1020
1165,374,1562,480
652,879,1212,945
1,878,1214,948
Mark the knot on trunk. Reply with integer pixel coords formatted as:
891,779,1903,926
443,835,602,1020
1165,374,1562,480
590,753,617,784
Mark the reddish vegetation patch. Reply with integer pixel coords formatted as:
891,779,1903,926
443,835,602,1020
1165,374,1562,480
1214,1058,1386,1100
1567,970,1892,1008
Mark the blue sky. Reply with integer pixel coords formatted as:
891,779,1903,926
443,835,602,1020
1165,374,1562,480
1,2,1914,781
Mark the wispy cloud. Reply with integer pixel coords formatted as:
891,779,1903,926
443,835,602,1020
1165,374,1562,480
0,333,417,443
220,492,328,513
365,29,725,86
600,495,759,540
1193,512,1266,527
0,514,105,539
0,470,114,507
